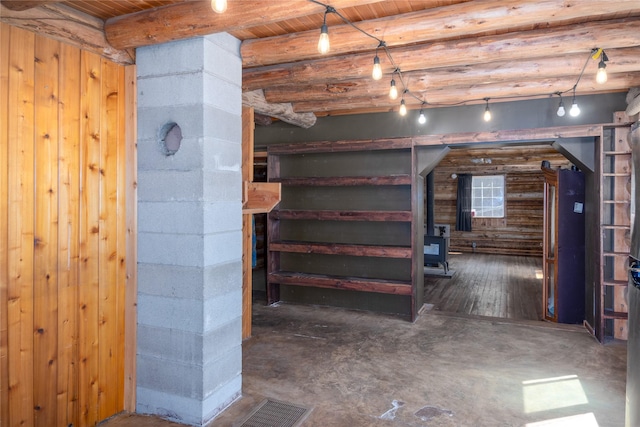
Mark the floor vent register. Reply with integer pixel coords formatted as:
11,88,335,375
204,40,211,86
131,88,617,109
237,399,311,427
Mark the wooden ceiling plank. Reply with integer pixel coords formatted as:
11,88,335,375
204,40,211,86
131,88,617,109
243,17,640,91
241,0,640,67
263,47,640,104
104,0,387,50
0,3,134,64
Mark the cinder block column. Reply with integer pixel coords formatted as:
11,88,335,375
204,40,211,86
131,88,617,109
135,33,243,426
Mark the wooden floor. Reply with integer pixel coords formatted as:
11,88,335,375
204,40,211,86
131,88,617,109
423,252,543,321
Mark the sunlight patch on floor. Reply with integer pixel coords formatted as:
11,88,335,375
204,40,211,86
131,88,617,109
522,375,588,414
525,412,599,426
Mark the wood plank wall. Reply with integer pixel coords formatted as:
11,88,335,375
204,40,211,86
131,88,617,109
0,23,136,427
433,145,571,256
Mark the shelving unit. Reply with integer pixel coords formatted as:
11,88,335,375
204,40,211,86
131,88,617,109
266,141,421,320
597,125,632,341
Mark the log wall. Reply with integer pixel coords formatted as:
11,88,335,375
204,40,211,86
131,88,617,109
432,145,571,256
0,23,136,427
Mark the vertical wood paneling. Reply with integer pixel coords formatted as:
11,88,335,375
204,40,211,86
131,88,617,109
7,26,36,427
98,59,120,420
114,63,126,411
1,23,134,427
33,35,60,427
123,64,137,412
78,50,102,427
0,22,11,426
57,41,81,427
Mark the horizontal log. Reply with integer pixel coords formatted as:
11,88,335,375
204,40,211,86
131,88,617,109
269,271,412,295
291,73,640,113
104,0,385,50
243,89,317,129
413,124,604,146
263,48,640,104
0,0,63,10
271,209,412,222
273,175,411,186
243,18,640,91
267,137,412,154
242,0,640,67
0,3,133,64
269,241,412,258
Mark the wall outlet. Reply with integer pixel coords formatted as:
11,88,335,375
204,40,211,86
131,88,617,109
472,242,477,248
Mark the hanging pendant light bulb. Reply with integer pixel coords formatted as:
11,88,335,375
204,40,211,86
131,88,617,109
211,0,227,13
389,79,398,100
399,99,407,116
317,23,330,54
372,55,383,81
556,93,565,117
596,57,608,84
317,10,330,55
418,109,426,124
483,98,492,122
570,100,580,117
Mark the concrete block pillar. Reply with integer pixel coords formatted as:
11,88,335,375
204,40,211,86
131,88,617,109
135,33,243,426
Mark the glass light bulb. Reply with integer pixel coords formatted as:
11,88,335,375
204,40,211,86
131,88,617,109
557,101,565,117
570,101,580,117
372,56,382,81
211,0,227,13
418,112,426,124
389,80,398,100
596,64,607,84
483,107,491,122
317,25,330,54
399,100,407,116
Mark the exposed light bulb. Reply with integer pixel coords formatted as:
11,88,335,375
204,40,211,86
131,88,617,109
317,24,330,54
557,101,565,117
372,55,383,81
211,0,227,13
596,59,607,84
418,111,426,124
569,100,580,117
483,106,491,122
389,79,398,100
399,99,407,116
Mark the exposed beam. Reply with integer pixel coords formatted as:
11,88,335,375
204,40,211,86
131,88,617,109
104,0,385,50
263,47,640,104
243,18,640,91
290,73,640,113
243,90,317,128
241,0,640,67
0,3,133,64
0,0,63,10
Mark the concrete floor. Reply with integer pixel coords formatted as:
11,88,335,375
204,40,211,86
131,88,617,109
104,303,627,427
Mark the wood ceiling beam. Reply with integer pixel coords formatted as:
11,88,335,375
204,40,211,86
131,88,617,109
262,47,640,104
290,73,640,113
0,0,63,10
241,0,640,67
104,0,385,50
0,3,133,64
243,18,640,91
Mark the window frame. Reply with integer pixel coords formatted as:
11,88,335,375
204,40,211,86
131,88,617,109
471,174,505,219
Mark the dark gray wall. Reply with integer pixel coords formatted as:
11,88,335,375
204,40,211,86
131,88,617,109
256,93,627,147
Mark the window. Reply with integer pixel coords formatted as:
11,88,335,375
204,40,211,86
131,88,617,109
471,175,504,218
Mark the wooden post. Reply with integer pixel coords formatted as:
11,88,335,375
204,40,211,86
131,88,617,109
242,107,255,340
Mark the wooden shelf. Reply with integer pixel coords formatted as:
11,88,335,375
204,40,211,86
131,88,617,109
273,175,411,186
603,309,628,320
600,224,631,230
268,271,412,296
271,209,412,222
602,280,630,287
269,241,412,258
603,151,631,155
602,173,631,177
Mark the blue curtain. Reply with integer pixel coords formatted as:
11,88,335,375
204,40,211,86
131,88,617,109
456,174,472,232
